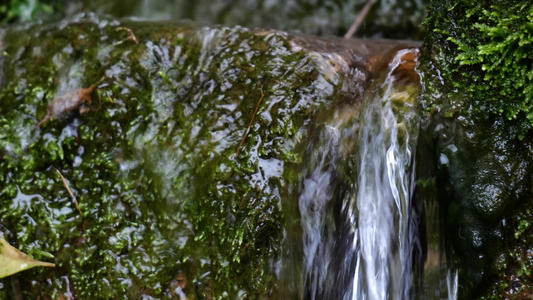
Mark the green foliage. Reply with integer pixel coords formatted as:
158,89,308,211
0,0,57,24
423,2,533,297
423,0,533,128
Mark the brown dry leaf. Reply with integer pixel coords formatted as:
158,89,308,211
116,27,139,44
37,77,106,128
0,238,55,278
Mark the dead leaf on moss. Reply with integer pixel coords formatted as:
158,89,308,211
37,77,106,128
0,238,55,278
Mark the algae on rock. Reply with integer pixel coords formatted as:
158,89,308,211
0,13,373,298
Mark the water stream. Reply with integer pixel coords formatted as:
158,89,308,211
349,49,419,300
298,48,454,299
299,122,342,299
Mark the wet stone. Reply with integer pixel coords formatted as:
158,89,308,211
0,13,419,298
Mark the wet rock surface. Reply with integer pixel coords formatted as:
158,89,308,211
0,14,419,298
420,5,533,295
3,3,529,299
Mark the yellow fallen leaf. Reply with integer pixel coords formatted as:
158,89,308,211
0,238,55,278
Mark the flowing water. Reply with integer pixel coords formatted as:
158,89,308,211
299,122,343,299
348,49,418,299
297,48,456,299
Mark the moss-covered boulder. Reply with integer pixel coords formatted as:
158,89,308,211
0,13,419,298
421,0,533,298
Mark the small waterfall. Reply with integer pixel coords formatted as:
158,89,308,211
299,48,422,299
348,49,420,299
299,124,341,299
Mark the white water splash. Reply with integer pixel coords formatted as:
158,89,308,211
348,49,419,300
447,269,458,300
297,48,464,300
299,125,341,299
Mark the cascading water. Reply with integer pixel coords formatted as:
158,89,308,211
348,49,420,300
299,48,426,299
299,124,341,299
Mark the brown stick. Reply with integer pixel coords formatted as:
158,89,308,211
56,169,82,216
92,89,102,112
11,275,23,300
344,0,378,39
235,86,265,158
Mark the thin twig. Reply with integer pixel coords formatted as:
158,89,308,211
92,89,102,112
56,169,82,216
458,226,466,240
106,91,116,103
11,275,23,300
235,86,265,158
344,0,378,39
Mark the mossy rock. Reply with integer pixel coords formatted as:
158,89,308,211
423,0,533,132
0,13,407,298
421,0,533,298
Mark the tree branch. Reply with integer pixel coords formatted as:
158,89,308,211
344,0,379,39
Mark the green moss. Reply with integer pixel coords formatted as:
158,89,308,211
480,207,533,299
423,0,533,131
422,2,533,298
0,0,58,24
0,15,342,298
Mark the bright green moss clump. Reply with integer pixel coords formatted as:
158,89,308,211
424,0,533,129
0,0,62,23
